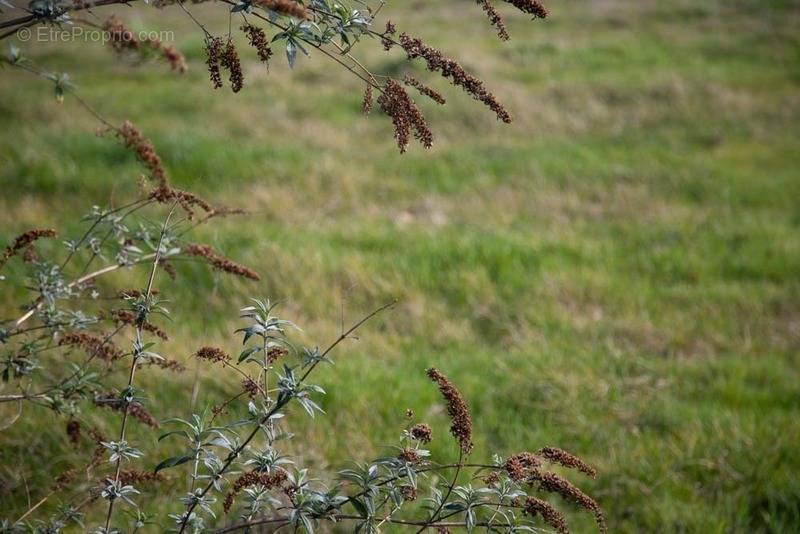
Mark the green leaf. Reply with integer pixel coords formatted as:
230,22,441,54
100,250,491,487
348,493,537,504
238,345,262,363
154,454,193,473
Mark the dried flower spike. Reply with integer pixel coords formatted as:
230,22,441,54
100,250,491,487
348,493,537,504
252,0,307,19
505,0,548,18
183,243,260,280
1,228,56,267
206,36,224,89
242,24,273,64
398,33,512,123
378,79,433,153
403,75,446,105
221,40,244,93
426,367,473,453
117,120,167,186
524,496,569,534
538,446,597,478
194,346,231,364
410,423,433,443
477,0,510,40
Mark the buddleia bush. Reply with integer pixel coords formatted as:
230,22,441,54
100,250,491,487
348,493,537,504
0,0,607,532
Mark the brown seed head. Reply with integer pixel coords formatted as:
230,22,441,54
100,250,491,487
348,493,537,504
221,40,244,93
378,78,433,153
242,24,273,63
398,33,512,123
426,367,473,454
1,229,56,266
398,447,421,464
477,0,509,40
59,332,124,362
66,419,81,446
400,485,417,501
224,469,288,513
194,346,231,364
206,36,224,89
523,496,569,534
117,120,167,186
410,423,433,443
403,75,446,105
528,469,606,533
538,447,597,478
252,0,307,19
505,0,548,18
382,20,396,50
362,84,374,115
183,243,260,280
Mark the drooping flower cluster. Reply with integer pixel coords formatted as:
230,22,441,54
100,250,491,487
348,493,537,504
396,33,512,123
221,40,244,93
205,36,224,89
377,79,433,153
477,0,509,40
524,497,568,534
242,24,273,64
528,469,607,533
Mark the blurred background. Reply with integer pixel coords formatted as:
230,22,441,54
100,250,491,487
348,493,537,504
1,0,799,531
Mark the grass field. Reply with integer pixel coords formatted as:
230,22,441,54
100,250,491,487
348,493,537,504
1,0,800,531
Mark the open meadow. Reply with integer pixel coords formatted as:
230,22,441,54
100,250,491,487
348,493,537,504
1,0,800,531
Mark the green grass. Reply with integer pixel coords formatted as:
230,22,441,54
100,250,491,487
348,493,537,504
1,0,800,531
